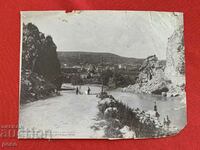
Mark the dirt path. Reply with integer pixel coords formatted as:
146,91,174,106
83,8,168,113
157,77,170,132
19,86,103,138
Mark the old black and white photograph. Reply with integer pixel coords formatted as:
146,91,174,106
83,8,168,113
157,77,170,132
19,11,186,139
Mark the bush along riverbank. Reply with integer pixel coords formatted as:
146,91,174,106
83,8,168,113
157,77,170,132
92,92,178,139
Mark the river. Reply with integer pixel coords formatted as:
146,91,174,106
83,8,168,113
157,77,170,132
109,89,186,130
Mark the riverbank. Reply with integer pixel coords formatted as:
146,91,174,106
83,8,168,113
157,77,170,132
93,91,180,139
109,88,186,130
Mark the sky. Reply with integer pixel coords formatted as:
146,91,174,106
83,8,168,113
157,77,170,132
21,11,183,59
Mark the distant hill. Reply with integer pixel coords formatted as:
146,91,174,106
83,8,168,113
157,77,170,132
57,51,144,66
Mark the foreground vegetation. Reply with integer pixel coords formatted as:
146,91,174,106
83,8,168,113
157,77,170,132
92,92,177,138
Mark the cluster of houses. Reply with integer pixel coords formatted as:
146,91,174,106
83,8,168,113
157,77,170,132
61,63,140,86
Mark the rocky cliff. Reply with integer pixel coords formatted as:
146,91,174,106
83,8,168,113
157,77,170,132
165,26,184,79
165,25,185,96
124,25,185,97
124,55,169,95
20,23,61,103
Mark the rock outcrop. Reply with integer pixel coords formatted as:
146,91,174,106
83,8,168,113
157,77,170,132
124,25,185,97
165,25,185,97
124,55,169,95
20,23,61,103
165,26,185,82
